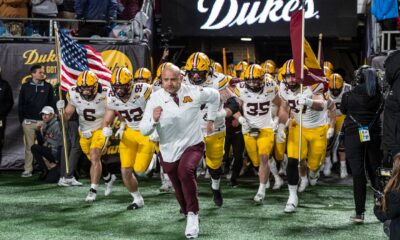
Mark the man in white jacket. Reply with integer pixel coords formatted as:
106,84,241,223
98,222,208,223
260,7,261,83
140,63,220,239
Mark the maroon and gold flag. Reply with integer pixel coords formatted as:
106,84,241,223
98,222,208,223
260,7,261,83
290,10,328,91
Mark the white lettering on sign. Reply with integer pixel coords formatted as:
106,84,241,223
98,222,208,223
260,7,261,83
198,0,320,30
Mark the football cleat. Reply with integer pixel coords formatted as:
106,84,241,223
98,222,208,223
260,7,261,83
284,194,298,213
323,157,332,176
212,188,223,207
85,188,97,202
272,175,284,190
159,180,173,193
185,212,199,239
127,196,144,210
58,177,71,187
104,174,117,196
340,165,349,179
298,178,309,193
253,193,265,204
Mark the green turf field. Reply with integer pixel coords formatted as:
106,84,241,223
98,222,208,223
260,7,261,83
0,173,386,240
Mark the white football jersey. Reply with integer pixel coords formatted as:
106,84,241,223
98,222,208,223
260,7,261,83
68,86,107,132
234,81,277,129
106,83,152,130
329,83,351,116
279,82,327,128
184,71,229,136
152,79,162,92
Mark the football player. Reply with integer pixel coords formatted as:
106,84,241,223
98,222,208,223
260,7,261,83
102,67,154,209
323,73,351,178
233,64,283,203
276,59,335,213
212,62,223,74
57,70,115,202
234,61,248,80
134,67,152,84
185,52,239,207
261,59,277,77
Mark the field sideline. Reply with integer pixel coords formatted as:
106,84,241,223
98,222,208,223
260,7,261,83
0,172,385,240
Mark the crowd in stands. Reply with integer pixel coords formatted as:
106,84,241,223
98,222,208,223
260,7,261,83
0,0,144,39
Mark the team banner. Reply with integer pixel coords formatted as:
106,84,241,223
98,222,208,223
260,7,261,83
0,43,149,169
161,0,357,37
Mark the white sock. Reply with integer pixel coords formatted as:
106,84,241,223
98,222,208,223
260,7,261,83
269,159,279,177
288,185,298,197
301,176,308,183
211,178,220,190
90,184,98,190
258,183,266,195
130,191,142,200
325,156,331,164
163,173,170,181
340,161,346,168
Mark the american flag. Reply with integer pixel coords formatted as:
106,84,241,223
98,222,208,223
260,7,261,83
58,29,111,91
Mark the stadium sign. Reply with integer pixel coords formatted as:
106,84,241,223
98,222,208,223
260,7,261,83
162,0,357,37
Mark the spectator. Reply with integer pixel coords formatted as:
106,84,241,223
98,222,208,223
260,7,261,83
18,65,55,177
31,0,63,36
0,66,14,167
374,154,400,240
341,66,383,223
117,0,142,20
0,0,28,17
58,0,77,30
31,106,61,180
382,50,400,160
74,0,118,37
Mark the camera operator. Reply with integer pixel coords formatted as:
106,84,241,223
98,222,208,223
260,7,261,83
374,155,400,240
382,50,400,162
341,66,383,223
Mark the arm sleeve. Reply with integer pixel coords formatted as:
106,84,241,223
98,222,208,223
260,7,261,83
18,85,25,123
139,98,157,136
199,87,220,121
108,0,118,19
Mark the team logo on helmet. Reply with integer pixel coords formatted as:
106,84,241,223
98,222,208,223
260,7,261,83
328,73,343,97
134,67,152,84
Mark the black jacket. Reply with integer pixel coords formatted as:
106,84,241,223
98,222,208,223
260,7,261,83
18,79,55,123
0,78,14,118
382,50,400,155
374,191,400,240
340,83,383,136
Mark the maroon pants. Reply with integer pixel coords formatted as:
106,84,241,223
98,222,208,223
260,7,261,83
160,142,205,214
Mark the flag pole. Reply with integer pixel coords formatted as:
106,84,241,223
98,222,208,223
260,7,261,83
298,0,305,164
54,22,70,175
222,48,227,75
317,33,323,65
246,48,250,63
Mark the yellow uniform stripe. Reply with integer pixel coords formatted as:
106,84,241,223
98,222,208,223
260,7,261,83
234,87,240,97
144,86,152,101
218,76,229,89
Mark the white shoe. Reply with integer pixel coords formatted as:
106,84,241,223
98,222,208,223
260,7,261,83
185,212,199,239
58,177,71,187
284,194,298,213
68,177,83,186
104,174,117,196
309,172,319,186
85,189,97,202
323,158,332,176
21,171,32,178
340,166,348,179
266,180,270,189
159,180,173,192
298,178,309,192
127,196,144,210
253,193,265,203
272,176,284,190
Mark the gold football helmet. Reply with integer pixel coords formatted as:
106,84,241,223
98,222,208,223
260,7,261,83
111,67,133,99
234,61,248,79
185,52,211,85
76,70,99,101
328,73,344,97
134,67,152,83
243,64,265,92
